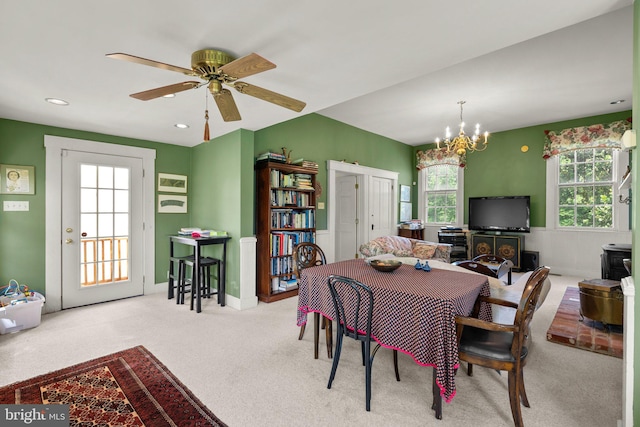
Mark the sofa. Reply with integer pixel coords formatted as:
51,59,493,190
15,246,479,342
359,235,452,263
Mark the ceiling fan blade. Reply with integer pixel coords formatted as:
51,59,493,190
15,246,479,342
106,53,197,76
233,82,306,112
219,53,276,79
213,89,242,121
130,81,201,101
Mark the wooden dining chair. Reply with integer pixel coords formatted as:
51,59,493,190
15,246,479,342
293,242,332,358
326,274,400,412
454,266,550,427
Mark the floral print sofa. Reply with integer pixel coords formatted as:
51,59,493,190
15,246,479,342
359,235,452,263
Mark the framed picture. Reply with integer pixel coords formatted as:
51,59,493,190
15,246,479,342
158,194,187,213
0,164,34,194
400,202,412,222
400,185,410,202
158,173,187,193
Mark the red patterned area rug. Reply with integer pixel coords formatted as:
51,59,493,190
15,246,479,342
0,345,227,426
546,287,623,358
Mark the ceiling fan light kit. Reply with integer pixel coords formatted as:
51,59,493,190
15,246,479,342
106,48,306,141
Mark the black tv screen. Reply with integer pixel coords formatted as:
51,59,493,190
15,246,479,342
468,196,530,233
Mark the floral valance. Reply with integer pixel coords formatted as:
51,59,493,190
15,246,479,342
416,148,465,169
542,118,632,159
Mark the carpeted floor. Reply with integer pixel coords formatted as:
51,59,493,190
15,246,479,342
546,287,623,358
0,345,227,426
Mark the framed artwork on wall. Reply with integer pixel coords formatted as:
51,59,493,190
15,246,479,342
0,164,34,194
158,194,187,213
158,173,187,193
400,185,410,202
400,202,412,222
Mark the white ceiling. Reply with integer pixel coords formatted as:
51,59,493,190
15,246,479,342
0,1,633,148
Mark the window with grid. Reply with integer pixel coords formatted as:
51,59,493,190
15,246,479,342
420,164,461,225
556,148,615,228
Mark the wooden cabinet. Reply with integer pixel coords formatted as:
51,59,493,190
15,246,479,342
255,161,317,302
398,227,424,240
470,233,524,270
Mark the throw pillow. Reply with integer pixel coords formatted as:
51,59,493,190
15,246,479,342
413,242,437,259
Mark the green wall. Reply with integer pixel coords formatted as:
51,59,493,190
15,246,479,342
0,118,191,296
255,113,415,229
190,129,255,297
413,110,632,226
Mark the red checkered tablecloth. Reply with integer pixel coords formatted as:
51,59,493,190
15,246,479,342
297,258,490,402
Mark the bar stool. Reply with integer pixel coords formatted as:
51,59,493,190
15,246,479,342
168,255,193,302
177,256,222,310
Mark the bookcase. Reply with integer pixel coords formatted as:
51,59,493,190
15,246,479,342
255,161,317,302
470,233,524,270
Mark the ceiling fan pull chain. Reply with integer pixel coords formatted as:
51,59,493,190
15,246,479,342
203,90,210,142
204,109,210,142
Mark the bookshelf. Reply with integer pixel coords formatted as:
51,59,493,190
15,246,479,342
255,161,318,302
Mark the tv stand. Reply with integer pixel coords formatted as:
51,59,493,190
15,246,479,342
470,233,524,270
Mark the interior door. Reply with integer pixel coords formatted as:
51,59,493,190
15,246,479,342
61,150,144,308
336,174,358,260
368,176,394,240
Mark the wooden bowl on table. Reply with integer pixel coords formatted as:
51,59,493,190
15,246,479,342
369,259,402,272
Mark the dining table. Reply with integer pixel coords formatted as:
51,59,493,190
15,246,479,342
297,258,491,419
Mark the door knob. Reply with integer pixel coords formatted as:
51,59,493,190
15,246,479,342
65,238,73,244
65,228,73,233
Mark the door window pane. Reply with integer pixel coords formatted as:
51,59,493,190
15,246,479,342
79,164,131,287
98,189,113,213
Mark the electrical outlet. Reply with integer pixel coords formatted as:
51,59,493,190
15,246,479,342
3,201,29,211
318,202,325,210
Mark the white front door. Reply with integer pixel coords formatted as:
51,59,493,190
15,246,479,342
369,176,394,240
61,150,144,308
336,174,358,261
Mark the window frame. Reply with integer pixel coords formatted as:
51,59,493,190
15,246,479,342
418,164,464,226
545,148,629,231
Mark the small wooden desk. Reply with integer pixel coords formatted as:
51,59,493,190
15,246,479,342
168,235,230,312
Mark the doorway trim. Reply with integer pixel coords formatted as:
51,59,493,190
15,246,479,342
44,135,156,312
327,160,398,263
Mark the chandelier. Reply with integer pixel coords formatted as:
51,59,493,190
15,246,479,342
436,101,489,156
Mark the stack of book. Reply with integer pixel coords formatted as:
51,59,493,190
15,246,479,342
294,173,314,190
256,152,287,163
279,277,298,292
292,158,318,170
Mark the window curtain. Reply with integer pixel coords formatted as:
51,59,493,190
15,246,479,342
416,148,465,169
542,118,631,159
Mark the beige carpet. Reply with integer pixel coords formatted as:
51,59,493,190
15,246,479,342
0,273,623,426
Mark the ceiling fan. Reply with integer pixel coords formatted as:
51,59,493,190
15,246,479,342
106,49,306,123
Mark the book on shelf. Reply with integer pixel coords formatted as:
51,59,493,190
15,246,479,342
256,152,287,162
292,158,318,169
278,277,299,291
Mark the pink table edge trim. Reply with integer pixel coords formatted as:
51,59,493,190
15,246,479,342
297,306,458,403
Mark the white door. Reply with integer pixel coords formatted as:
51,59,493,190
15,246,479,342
369,176,394,240
61,150,144,308
336,175,358,261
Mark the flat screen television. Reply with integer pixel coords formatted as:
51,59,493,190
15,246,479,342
468,196,530,233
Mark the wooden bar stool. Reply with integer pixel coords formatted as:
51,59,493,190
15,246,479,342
169,255,194,303
177,256,222,310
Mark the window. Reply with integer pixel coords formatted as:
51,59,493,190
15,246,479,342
546,148,629,230
418,164,463,225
